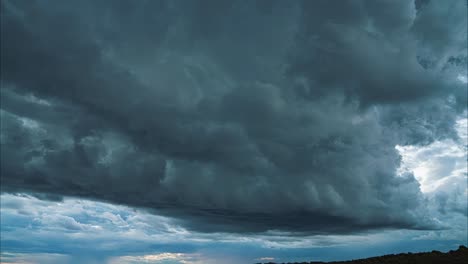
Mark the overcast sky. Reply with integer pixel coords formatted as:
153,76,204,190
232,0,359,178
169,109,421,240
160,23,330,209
0,0,467,263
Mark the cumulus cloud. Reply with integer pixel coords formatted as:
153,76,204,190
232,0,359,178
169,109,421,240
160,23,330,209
397,115,467,218
1,0,466,234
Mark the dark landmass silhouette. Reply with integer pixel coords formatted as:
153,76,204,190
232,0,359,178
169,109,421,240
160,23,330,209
256,245,467,264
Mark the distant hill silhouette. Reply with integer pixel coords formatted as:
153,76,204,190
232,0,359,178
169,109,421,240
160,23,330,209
257,245,467,264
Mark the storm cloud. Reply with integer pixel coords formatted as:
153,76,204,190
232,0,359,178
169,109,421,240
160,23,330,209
1,0,466,234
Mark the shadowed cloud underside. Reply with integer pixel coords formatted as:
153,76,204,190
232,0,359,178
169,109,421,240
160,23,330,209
0,0,467,235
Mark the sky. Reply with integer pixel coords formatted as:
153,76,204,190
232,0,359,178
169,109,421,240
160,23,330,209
0,0,467,263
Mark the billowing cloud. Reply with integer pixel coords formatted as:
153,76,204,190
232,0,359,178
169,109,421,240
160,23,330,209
397,116,467,218
1,0,466,234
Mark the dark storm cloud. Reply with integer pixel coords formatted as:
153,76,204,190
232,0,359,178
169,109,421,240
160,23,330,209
1,0,466,233
289,0,466,106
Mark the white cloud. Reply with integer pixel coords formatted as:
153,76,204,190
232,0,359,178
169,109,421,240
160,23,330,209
457,74,468,84
396,116,467,193
108,253,199,264
395,116,467,241
0,252,71,264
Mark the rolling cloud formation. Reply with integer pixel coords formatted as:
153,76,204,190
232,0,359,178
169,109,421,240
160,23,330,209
1,0,467,234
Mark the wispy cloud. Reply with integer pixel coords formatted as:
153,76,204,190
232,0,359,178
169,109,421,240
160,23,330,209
109,252,200,264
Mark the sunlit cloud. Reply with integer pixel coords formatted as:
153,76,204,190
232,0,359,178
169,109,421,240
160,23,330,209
457,74,468,84
108,252,200,264
396,117,467,193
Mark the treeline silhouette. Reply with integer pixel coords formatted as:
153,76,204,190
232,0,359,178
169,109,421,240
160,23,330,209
256,245,467,264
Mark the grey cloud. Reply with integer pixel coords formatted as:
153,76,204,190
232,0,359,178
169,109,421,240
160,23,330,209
412,0,467,67
1,0,466,234
289,0,466,106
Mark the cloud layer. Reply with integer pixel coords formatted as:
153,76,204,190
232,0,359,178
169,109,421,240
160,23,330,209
1,0,467,234
1,193,466,263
